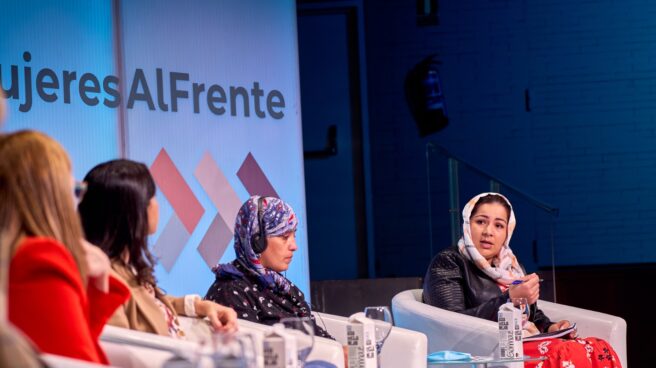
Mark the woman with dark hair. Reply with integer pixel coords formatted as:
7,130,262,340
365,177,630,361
204,195,332,339
423,192,622,367
78,159,237,338
0,131,129,363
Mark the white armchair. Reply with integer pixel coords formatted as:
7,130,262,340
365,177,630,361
538,299,627,367
391,289,627,368
313,311,428,368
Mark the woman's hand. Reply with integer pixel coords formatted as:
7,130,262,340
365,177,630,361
195,300,239,333
508,273,540,304
548,320,577,339
82,239,111,293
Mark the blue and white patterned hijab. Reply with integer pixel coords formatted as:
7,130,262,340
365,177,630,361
212,195,298,293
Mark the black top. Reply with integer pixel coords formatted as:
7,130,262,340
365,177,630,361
423,246,553,332
204,261,333,339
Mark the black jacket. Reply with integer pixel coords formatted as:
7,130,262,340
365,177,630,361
423,246,553,332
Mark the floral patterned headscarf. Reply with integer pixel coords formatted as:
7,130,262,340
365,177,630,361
212,195,298,293
457,192,524,286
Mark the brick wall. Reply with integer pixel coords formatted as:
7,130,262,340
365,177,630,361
363,0,656,276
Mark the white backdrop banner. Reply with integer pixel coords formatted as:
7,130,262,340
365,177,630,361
0,0,310,297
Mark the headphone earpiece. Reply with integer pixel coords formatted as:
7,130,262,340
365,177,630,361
251,197,268,254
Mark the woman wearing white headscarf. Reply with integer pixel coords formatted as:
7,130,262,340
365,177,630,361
423,193,622,368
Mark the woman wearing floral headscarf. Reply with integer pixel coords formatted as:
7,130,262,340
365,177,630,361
423,193,622,368
204,196,332,339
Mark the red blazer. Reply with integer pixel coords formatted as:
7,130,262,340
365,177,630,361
8,237,129,364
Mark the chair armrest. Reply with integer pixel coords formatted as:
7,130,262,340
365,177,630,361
537,299,627,368
391,289,499,356
314,311,428,368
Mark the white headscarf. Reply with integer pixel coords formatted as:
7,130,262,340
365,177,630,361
457,192,524,286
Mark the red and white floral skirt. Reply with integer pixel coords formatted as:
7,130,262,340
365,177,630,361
523,337,622,368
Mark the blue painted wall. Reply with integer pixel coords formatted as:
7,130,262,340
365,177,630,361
363,0,656,276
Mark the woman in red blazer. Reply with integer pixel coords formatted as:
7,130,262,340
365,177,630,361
0,130,129,364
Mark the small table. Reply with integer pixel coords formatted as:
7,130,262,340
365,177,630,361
428,355,546,367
